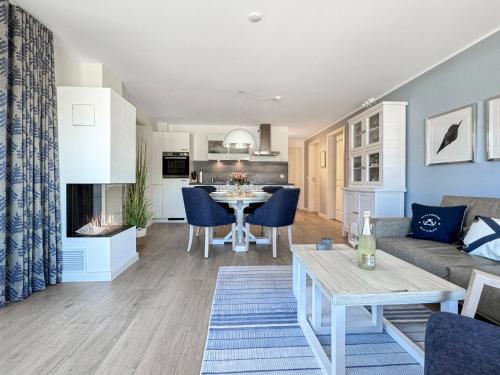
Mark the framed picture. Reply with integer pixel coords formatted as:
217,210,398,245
320,151,326,168
486,95,500,160
425,104,476,166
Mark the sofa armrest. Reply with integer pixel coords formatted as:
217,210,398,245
371,217,411,239
425,312,500,375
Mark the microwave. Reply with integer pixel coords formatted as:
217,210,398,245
163,152,189,178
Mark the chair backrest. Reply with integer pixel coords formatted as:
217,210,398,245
251,188,300,227
194,185,217,193
181,187,230,227
262,185,283,194
462,269,500,318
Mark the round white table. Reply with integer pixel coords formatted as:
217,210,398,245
211,192,270,251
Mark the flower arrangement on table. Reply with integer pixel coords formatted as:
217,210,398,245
230,172,248,185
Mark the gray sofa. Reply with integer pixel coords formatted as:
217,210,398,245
372,195,500,325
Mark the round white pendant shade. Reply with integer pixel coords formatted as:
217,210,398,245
223,129,255,149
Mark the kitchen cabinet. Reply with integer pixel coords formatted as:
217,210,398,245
162,178,189,221
151,133,163,184
343,101,407,235
163,132,190,152
151,184,163,218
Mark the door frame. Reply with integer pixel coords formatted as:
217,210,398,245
326,127,345,220
307,139,320,213
288,140,305,210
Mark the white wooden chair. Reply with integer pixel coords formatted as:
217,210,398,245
461,269,500,318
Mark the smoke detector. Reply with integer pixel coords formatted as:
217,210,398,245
248,12,263,23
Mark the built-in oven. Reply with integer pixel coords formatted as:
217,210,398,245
162,152,189,178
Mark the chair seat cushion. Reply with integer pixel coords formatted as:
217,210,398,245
425,312,500,375
407,203,467,243
377,237,498,278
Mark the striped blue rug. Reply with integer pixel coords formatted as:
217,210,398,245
201,266,428,374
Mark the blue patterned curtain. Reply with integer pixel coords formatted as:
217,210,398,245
0,1,62,307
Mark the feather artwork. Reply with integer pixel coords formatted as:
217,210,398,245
437,120,462,154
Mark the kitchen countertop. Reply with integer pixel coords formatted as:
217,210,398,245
189,182,294,186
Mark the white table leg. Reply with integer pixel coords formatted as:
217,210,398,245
293,254,298,298
331,304,346,375
440,300,458,314
231,201,249,252
297,261,307,321
311,281,322,332
371,305,384,332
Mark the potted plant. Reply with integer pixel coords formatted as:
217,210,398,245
124,138,153,237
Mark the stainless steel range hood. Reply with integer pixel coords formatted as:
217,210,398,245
253,124,280,156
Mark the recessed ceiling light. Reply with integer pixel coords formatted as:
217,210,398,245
248,12,262,23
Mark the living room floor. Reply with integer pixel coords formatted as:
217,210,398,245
0,210,344,375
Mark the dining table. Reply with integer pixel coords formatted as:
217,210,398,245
210,191,270,251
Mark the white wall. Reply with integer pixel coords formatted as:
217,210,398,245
54,43,123,95
165,123,289,162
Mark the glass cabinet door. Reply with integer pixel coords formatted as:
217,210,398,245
367,151,381,183
367,113,380,145
352,155,363,183
352,121,363,149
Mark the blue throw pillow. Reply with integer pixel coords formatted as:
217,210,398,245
407,203,467,243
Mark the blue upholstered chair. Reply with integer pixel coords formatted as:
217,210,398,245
182,188,236,258
244,186,283,215
424,269,500,374
245,188,300,258
262,185,283,193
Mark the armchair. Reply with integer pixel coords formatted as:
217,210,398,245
424,270,500,374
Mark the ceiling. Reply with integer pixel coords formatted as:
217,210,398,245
14,0,500,139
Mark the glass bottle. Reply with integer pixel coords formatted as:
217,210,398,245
357,211,376,270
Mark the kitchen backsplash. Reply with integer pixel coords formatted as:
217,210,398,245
192,161,288,184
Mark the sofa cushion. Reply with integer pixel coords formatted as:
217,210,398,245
441,195,500,231
407,203,467,243
377,237,499,278
447,265,500,325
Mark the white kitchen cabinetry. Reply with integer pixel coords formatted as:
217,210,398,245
163,132,190,152
343,101,407,235
151,133,163,184
151,184,163,218
162,178,189,221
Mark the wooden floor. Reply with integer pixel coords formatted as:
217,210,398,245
0,211,344,375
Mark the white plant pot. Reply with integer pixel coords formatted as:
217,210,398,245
136,227,147,238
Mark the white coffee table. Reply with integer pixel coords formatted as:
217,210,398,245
291,244,466,375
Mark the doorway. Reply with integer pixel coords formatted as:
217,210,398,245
327,128,345,221
288,142,304,209
308,140,319,212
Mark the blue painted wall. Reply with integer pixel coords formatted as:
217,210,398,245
305,31,500,215
383,31,500,213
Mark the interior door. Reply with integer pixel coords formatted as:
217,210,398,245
308,143,319,212
335,133,345,221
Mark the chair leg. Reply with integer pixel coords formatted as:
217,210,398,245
277,229,281,237
272,227,277,258
196,227,200,237
232,223,236,251
288,225,293,248
245,222,250,250
204,227,210,258
187,225,194,252
209,227,214,244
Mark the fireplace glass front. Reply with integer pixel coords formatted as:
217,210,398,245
66,184,131,237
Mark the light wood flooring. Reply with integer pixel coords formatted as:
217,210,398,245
0,211,344,375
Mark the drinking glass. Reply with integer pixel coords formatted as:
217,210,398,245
348,221,359,249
